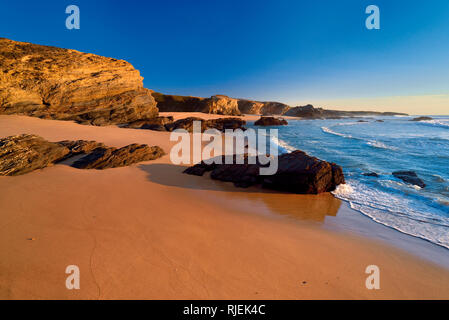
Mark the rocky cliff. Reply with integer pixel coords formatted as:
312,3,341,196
0,38,158,125
154,92,289,116
153,93,241,116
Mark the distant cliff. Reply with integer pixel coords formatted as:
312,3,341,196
284,105,408,118
0,38,158,125
153,92,290,116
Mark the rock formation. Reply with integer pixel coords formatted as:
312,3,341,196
0,134,70,176
0,134,165,175
184,150,345,194
73,144,165,170
254,117,288,126
57,140,106,159
0,38,158,125
393,171,426,188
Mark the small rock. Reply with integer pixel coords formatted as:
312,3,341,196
393,171,426,188
411,116,433,122
363,172,379,177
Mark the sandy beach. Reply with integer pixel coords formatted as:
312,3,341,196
1,113,449,300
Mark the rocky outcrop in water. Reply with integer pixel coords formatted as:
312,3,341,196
411,117,433,122
254,117,288,126
0,38,158,125
0,134,165,175
393,171,426,188
184,150,345,194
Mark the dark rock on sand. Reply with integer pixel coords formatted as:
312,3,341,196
0,134,70,176
184,150,345,194
411,116,433,122
165,117,246,132
73,144,165,170
254,117,288,126
392,171,426,188
0,134,165,175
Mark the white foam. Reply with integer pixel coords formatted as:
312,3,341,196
333,179,449,249
321,126,353,139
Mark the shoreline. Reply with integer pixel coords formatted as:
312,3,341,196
1,114,449,299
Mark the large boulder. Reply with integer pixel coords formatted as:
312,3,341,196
0,134,70,176
184,150,345,194
254,116,288,126
72,144,165,170
0,38,158,125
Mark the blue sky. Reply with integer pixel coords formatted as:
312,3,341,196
1,0,448,113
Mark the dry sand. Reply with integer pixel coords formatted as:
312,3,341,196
1,113,449,299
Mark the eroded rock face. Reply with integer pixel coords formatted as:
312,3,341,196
393,171,426,188
260,102,291,115
254,117,288,126
0,38,158,125
184,150,345,194
152,92,205,112
237,100,264,115
152,93,241,116
0,134,70,176
203,95,241,116
72,144,165,169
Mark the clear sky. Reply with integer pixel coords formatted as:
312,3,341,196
1,0,448,114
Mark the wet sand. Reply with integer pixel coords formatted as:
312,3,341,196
1,114,449,299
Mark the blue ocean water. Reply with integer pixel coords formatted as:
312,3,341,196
252,116,449,249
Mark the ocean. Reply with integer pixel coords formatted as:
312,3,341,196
250,116,449,249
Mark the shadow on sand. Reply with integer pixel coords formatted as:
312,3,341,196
138,163,342,222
